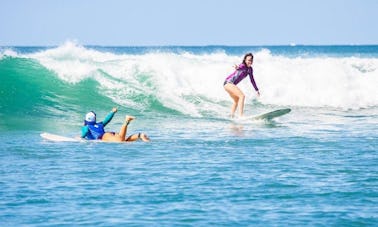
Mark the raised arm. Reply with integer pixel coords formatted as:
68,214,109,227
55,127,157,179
102,107,117,126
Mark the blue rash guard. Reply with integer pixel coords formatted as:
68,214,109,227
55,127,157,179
81,111,115,140
224,63,259,92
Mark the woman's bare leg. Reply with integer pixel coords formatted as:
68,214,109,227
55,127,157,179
237,93,245,117
121,115,150,142
140,133,150,142
224,83,246,117
102,115,150,142
125,133,150,142
118,115,135,140
101,115,135,142
230,96,239,118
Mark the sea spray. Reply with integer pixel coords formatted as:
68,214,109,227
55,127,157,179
1,42,377,121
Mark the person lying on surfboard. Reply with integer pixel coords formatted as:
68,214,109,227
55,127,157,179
223,53,260,118
81,107,150,142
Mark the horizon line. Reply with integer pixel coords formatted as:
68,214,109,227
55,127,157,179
1,43,378,47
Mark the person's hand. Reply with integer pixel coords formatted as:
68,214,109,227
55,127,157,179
234,64,238,70
256,91,260,97
112,107,118,113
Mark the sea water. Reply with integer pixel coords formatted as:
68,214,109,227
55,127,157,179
0,42,377,225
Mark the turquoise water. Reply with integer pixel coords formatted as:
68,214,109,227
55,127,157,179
1,43,377,225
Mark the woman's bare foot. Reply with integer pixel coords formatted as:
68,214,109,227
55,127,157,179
125,115,135,124
140,133,150,142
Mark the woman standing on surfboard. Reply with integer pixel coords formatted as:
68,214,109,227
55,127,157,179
81,107,150,142
223,53,260,118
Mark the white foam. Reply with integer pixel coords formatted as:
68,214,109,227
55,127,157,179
254,50,378,110
25,42,378,116
29,41,117,83
0,48,19,59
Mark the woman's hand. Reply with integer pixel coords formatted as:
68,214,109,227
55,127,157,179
112,107,118,113
256,91,260,97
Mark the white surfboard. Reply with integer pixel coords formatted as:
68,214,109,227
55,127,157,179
40,132,81,142
250,108,291,121
40,132,130,143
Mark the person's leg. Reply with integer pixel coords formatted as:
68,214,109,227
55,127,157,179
224,83,239,117
118,115,135,140
230,96,238,117
102,131,150,142
125,132,150,142
101,115,135,142
140,133,150,142
224,83,245,117
122,115,150,142
237,92,245,117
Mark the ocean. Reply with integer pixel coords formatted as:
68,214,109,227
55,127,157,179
1,42,377,225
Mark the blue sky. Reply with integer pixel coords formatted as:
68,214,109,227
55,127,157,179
1,0,377,46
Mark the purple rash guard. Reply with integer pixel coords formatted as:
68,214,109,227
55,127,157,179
224,63,259,91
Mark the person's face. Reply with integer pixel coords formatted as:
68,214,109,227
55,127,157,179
245,56,253,67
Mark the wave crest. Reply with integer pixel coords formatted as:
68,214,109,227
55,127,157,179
3,42,378,117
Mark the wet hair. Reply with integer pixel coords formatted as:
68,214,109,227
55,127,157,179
242,53,254,65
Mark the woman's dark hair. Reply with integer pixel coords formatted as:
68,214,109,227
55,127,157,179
242,53,254,65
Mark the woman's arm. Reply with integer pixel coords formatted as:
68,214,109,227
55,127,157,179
249,73,259,93
102,107,118,126
81,126,89,138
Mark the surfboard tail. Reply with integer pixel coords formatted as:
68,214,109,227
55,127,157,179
40,132,79,142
